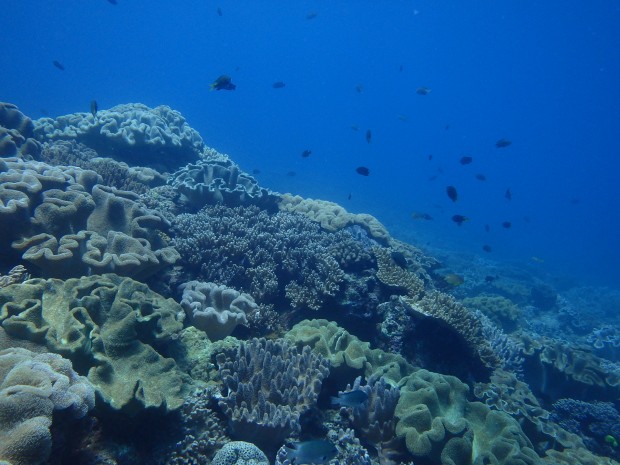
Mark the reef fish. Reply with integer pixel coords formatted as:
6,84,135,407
356,166,370,176
475,173,487,181
301,149,312,158
495,138,512,148
90,100,98,117
501,221,512,229
272,81,286,89
108,0,117,4
52,60,65,71
210,75,236,91
452,214,469,226
285,440,338,465
411,211,433,220
331,389,368,407
482,244,492,253
416,87,431,95
365,129,372,143
443,273,464,286
505,188,512,200
459,156,473,165
446,185,458,202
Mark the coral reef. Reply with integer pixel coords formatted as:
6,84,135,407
278,193,391,244
0,102,41,158
0,265,29,288
0,274,188,413
0,347,94,465
0,157,178,279
172,204,351,310
462,293,522,332
373,246,424,299
180,280,256,341
211,441,269,465
34,103,204,171
214,337,330,452
169,158,280,211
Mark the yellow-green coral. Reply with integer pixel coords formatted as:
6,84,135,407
462,294,521,331
374,247,425,299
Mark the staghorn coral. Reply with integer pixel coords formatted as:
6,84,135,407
169,158,280,211
180,281,256,341
0,102,41,158
278,193,391,244
0,347,94,465
0,274,188,414
34,103,204,171
0,265,29,288
172,204,352,310
214,337,330,452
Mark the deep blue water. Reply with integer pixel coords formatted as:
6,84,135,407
2,0,619,289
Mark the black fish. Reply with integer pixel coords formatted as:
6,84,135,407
331,389,368,407
287,171,296,177
428,154,433,161
216,7,222,16
505,188,512,200
482,244,492,253
496,138,512,148
107,0,117,4
399,64,403,72
416,87,431,95
365,129,372,143
356,166,370,176
210,74,236,90
460,156,473,165
391,251,408,268
52,60,65,71
355,84,364,93
306,11,318,19
90,100,98,117
484,224,490,232
347,192,351,200
272,81,286,89
301,149,311,158
446,185,458,202
452,214,469,226
475,173,486,181
501,221,511,229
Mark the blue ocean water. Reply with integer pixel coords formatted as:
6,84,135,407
2,0,619,289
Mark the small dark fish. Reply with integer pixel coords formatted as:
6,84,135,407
287,171,296,177
301,149,312,158
428,154,433,161
459,156,473,165
252,169,261,175
90,100,98,117
350,124,359,131
484,224,490,232
446,185,458,202
355,84,364,93
52,60,65,71
452,214,469,226
285,440,338,465
391,251,408,268
501,221,512,229
365,129,372,143
347,192,351,200
505,188,512,201
306,11,318,19
495,138,512,148
272,81,286,89
411,211,433,220
210,74,236,91
399,64,404,72
356,166,370,176
482,244,492,253
107,0,117,4
428,175,438,181
475,173,487,181
416,87,431,95
331,389,368,407
445,124,450,130
216,7,222,16
485,275,497,283
444,273,464,286
570,197,580,205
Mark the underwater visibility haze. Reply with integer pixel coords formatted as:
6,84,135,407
1,1,620,465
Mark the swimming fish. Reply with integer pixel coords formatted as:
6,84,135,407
505,188,512,200
272,81,286,89
90,100,98,117
446,186,458,202
301,149,312,158
210,75,236,91
285,440,338,465
331,389,368,407
108,0,117,4
501,221,512,229
306,11,318,19
452,214,469,226
350,125,359,131
428,154,433,161
411,211,433,220
217,7,222,16
459,156,473,165
52,60,65,71
356,166,370,176
475,174,487,181
482,244,492,253
347,192,351,200
484,224,490,232
355,84,364,93
416,87,431,95
443,273,464,286
287,171,296,177
495,138,512,148
365,129,372,143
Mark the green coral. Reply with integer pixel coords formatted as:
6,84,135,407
462,293,521,332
